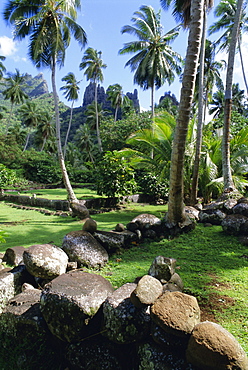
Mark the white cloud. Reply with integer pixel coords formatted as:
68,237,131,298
0,36,17,57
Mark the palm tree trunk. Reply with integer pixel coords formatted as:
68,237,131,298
222,0,243,192
238,35,248,95
63,101,74,158
191,8,207,204
23,131,31,151
51,60,78,203
151,82,155,159
94,81,102,152
166,0,204,227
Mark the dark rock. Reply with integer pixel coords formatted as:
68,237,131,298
82,218,97,233
23,244,68,279
148,256,177,282
233,202,248,217
40,270,114,342
93,230,125,254
223,198,237,214
131,213,161,231
186,321,248,370
199,209,226,225
102,283,150,343
221,214,248,235
163,272,184,293
62,230,109,268
70,200,90,219
151,291,200,338
3,246,26,266
115,223,125,232
126,221,139,232
185,206,200,221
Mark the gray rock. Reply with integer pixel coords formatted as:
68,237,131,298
148,256,177,282
185,206,200,221
163,272,184,292
199,209,226,225
131,213,161,230
93,230,125,254
186,321,248,370
23,244,68,279
233,202,248,217
62,230,109,268
130,275,163,308
82,218,97,233
3,246,26,266
102,283,150,343
70,200,89,219
40,270,114,342
151,291,201,338
115,223,125,231
221,214,248,235
223,198,237,214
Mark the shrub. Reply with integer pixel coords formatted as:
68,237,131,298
96,151,137,198
136,171,169,202
0,164,18,189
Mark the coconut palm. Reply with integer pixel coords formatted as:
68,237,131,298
35,111,55,151
74,123,98,164
119,5,182,121
60,72,80,157
106,84,132,121
80,48,107,152
4,0,87,203
19,100,42,151
208,0,248,94
2,69,28,131
0,55,6,78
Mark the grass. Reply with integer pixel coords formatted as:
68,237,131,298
0,193,247,354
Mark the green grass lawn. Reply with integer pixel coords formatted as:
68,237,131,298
5,187,102,200
0,198,247,353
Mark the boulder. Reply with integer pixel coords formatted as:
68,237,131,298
186,321,248,370
62,230,109,268
70,200,90,219
185,206,200,221
131,213,161,231
163,272,184,293
23,244,68,279
115,223,125,232
199,209,226,225
102,283,150,343
0,288,60,370
93,230,125,254
151,291,201,338
40,270,114,342
130,275,163,308
223,198,237,214
233,202,248,217
82,218,97,233
3,246,26,266
148,256,177,282
221,214,248,235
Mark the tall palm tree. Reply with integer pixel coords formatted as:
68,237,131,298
222,0,244,192
4,0,87,203
208,0,248,94
35,110,55,151
74,123,97,164
162,0,205,227
2,69,28,131
119,5,182,121
80,48,107,152
60,72,80,157
19,100,42,151
0,55,6,78
107,84,132,121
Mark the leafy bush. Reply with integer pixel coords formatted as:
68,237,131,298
0,164,18,188
136,171,169,202
96,151,137,197
67,165,94,184
23,158,61,184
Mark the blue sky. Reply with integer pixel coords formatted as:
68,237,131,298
0,0,246,111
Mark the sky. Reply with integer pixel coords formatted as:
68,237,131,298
0,0,247,111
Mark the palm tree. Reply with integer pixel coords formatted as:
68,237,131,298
2,69,28,131
119,5,182,121
107,84,132,121
208,0,248,94
19,100,42,151
0,55,6,78
162,0,205,227
74,123,97,164
4,0,87,203
60,72,80,157
80,48,107,152
35,111,55,151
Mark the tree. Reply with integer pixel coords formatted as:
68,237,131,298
106,84,132,121
74,123,98,164
164,0,205,227
60,72,80,157
222,0,244,192
0,55,6,78
19,100,42,151
4,0,87,203
2,69,28,131
209,0,248,94
119,5,182,121
80,48,107,152
35,111,55,151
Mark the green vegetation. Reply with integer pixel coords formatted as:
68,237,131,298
0,199,247,353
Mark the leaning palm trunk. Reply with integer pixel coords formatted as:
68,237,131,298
23,131,31,151
237,35,248,96
222,0,243,192
94,82,103,152
191,8,207,204
51,60,78,203
64,101,74,158
166,0,204,226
